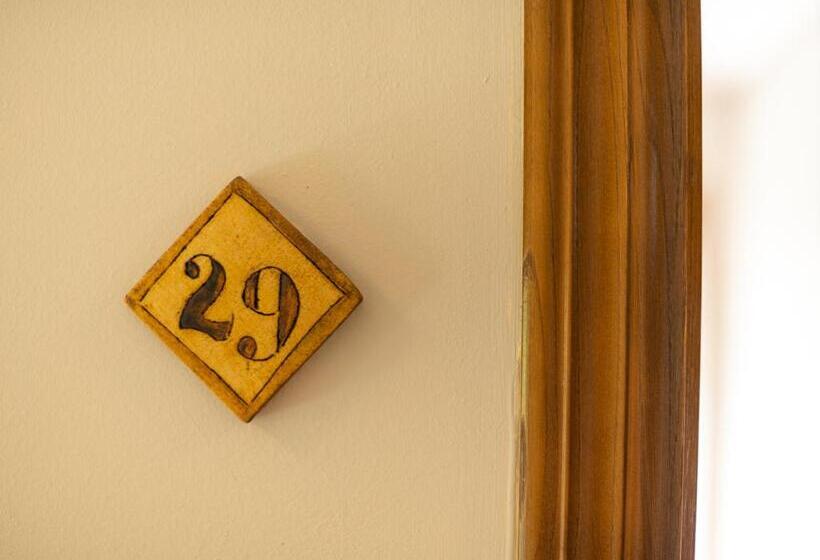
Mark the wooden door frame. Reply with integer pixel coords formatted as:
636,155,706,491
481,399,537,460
517,1,702,558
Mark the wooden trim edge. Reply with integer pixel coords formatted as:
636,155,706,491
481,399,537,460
518,1,702,558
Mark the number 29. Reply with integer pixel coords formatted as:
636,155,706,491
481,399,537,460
178,254,300,362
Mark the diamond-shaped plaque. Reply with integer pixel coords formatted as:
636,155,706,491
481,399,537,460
125,177,362,421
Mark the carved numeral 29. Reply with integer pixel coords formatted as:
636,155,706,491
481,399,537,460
178,255,300,361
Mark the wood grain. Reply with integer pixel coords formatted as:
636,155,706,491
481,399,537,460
518,1,701,558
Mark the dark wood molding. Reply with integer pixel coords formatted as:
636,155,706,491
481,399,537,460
518,1,702,558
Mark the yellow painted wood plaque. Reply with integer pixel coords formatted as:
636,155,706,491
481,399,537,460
126,177,362,421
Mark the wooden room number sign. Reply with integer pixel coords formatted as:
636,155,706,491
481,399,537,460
126,177,362,422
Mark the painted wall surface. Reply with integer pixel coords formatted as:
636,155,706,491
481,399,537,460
0,2,522,559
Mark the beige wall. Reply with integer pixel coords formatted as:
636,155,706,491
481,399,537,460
0,2,522,559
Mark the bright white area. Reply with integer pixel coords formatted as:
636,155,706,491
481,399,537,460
698,1,820,558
